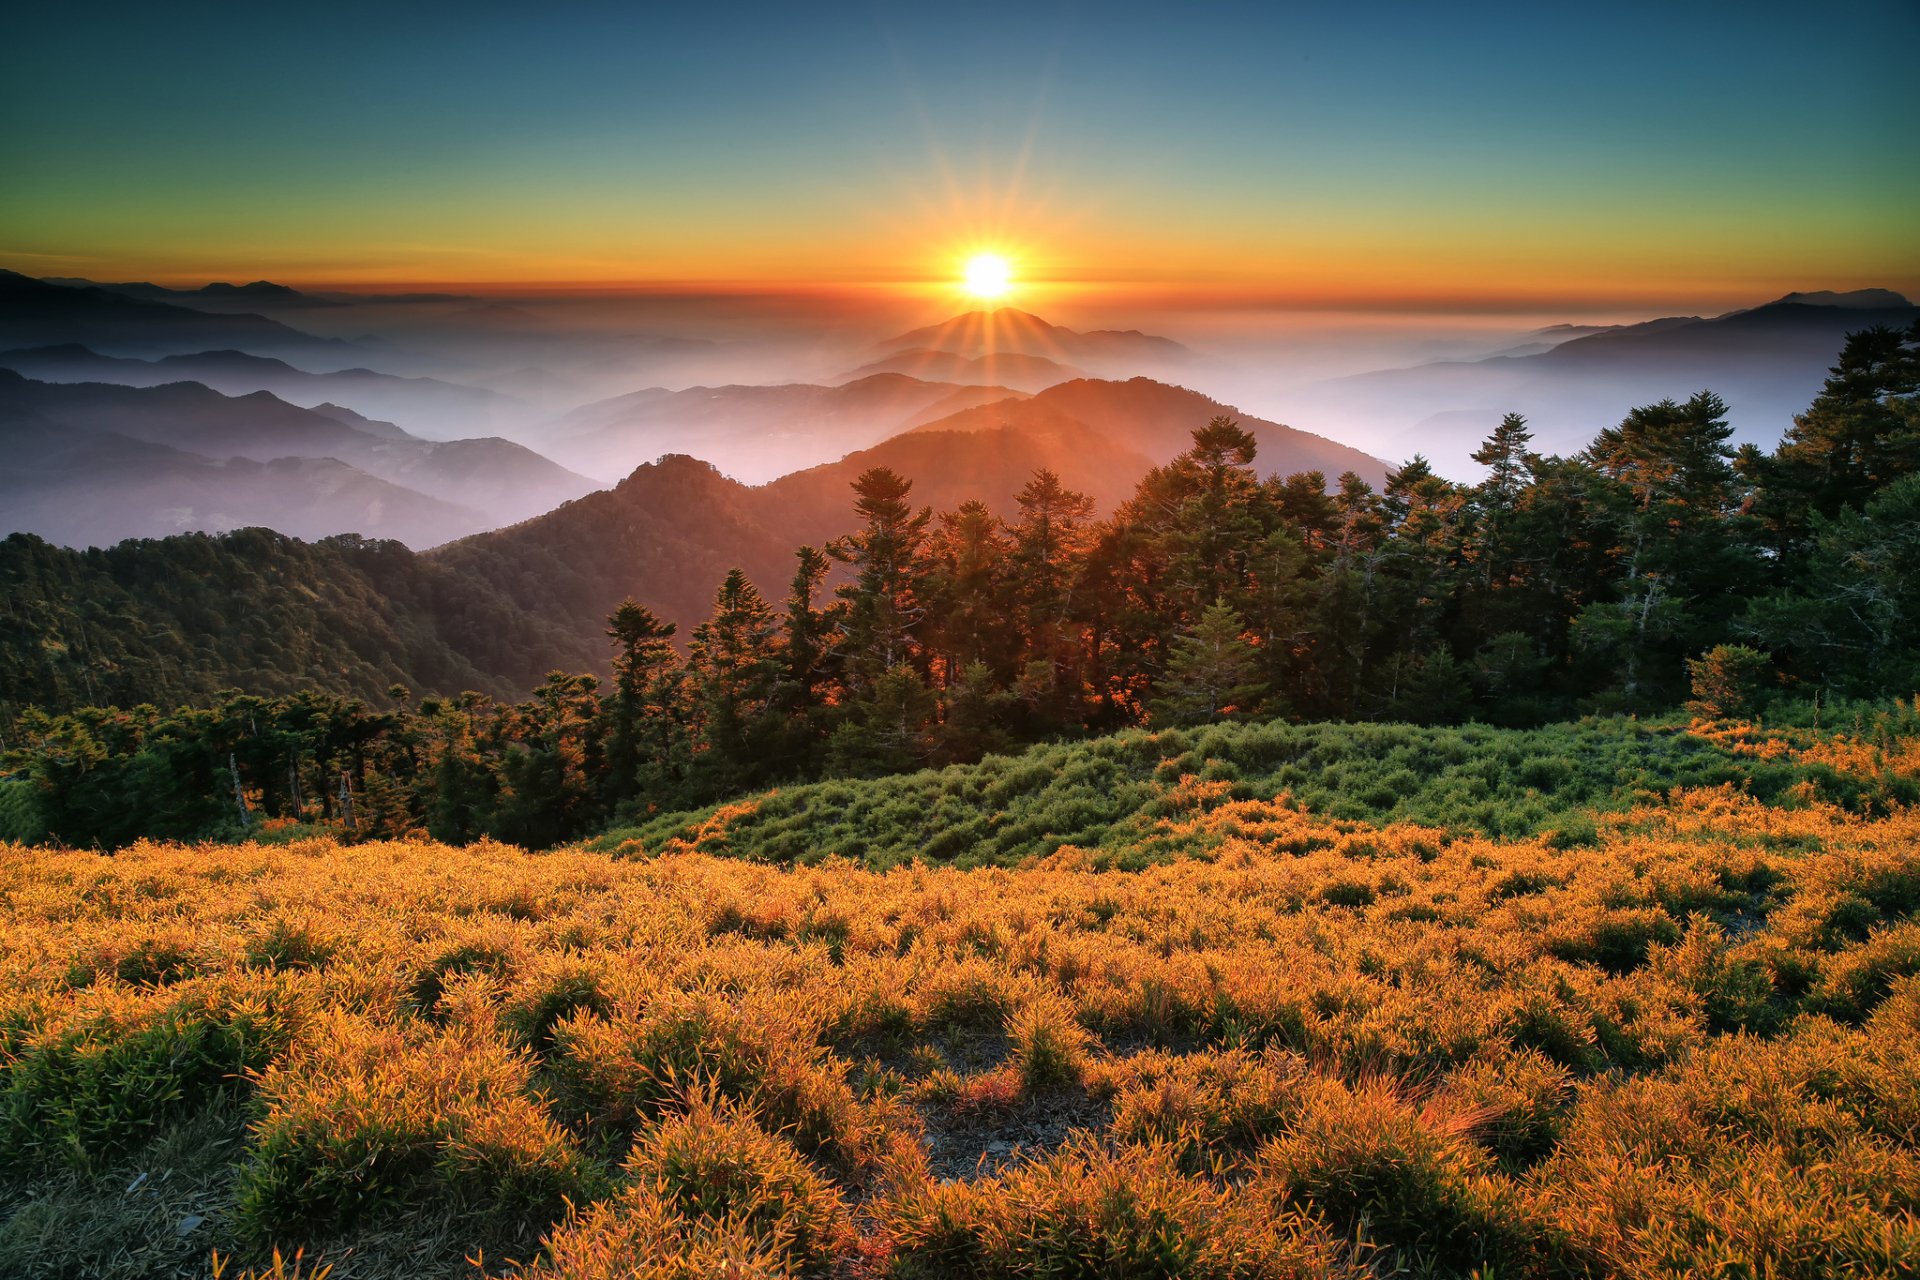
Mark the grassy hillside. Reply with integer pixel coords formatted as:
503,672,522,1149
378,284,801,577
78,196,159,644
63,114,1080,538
593,709,1920,867
1,711,1917,1277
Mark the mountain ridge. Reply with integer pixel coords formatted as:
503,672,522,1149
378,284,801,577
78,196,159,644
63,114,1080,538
0,341,526,438
0,372,596,546
0,268,366,362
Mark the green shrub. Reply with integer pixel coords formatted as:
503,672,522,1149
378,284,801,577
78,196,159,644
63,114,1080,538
1,997,294,1171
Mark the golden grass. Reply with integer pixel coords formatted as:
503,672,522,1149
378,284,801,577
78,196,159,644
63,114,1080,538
1,778,1917,1277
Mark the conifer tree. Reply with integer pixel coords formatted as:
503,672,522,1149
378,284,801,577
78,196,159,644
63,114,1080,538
780,545,836,713
602,599,681,813
496,671,602,845
1745,321,1920,552
923,499,1015,684
1151,600,1266,725
1468,413,1535,594
1010,470,1097,727
686,569,784,797
830,468,931,689
1575,392,1756,707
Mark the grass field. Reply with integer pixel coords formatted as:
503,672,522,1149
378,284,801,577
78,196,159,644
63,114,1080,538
2,711,1918,1277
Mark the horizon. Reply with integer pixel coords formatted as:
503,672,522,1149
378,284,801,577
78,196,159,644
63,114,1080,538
6,2,1916,308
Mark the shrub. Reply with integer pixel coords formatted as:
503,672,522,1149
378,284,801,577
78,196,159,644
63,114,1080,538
623,1100,854,1271
1006,998,1090,1095
1688,644,1775,720
881,1136,1350,1278
0,989,296,1170
1251,1075,1538,1270
233,1009,592,1235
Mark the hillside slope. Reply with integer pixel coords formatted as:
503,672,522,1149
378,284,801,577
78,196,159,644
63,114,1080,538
594,712,1920,864
910,377,1391,493
0,528,595,712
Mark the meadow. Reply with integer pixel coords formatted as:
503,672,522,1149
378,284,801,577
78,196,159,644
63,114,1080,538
1,709,1917,1278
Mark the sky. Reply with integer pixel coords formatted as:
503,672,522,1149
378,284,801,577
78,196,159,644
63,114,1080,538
4,1,1916,311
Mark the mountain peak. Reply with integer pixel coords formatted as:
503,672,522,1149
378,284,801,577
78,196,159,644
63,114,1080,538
1768,288,1912,310
157,348,297,373
876,309,1191,370
197,280,302,298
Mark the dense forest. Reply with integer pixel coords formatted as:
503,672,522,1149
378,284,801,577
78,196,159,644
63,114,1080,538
0,527,597,715
3,322,1915,849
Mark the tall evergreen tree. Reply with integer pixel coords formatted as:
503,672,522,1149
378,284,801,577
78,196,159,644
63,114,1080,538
830,468,931,689
686,569,784,798
1009,470,1097,728
602,599,681,813
776,544,837,751
1575,392,1756,707
1744,321,1920,553
923,499,1015,685
1151,600,1266,726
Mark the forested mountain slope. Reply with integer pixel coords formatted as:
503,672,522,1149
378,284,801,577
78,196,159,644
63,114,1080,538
0,529,593,715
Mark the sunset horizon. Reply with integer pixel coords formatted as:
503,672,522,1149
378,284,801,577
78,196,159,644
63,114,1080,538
9,4,1915,307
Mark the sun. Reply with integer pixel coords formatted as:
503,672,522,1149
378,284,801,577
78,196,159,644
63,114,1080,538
962,252,1013,299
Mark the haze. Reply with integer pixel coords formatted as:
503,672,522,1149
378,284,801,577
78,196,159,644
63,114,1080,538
3,0,1916,510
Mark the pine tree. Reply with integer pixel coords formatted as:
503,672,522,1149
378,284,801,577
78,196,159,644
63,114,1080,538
496,671,602,845
1745,322,1920,553
1576,392,1756,708
1151,600,1266,726
923,499,1014,683
780,545,836,712
1468,413,1536,596
686,569,784,797
1375,455,1466,659
1010,470,1097,729
1743,475,1920,696
601,599,681,814
830,468,931,690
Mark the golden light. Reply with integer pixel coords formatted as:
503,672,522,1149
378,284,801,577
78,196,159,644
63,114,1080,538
962,252,1013,299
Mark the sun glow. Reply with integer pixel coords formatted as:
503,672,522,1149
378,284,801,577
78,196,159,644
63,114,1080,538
962,252,1014,299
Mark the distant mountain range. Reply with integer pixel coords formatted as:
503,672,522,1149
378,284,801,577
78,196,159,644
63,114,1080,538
544,372,1033,483
1290,289,1919,469
39,277,345,309
0,372,596,548
0,269,373,364
0,343,526,439
874,307,1192,376
7,278,1900,708
39,276,480,310
841,348,1082,392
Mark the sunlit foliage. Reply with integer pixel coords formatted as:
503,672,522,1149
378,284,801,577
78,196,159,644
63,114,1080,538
3,713,1918,1276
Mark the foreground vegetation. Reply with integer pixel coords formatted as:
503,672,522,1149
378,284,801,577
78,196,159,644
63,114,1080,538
2,713,1917,1278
